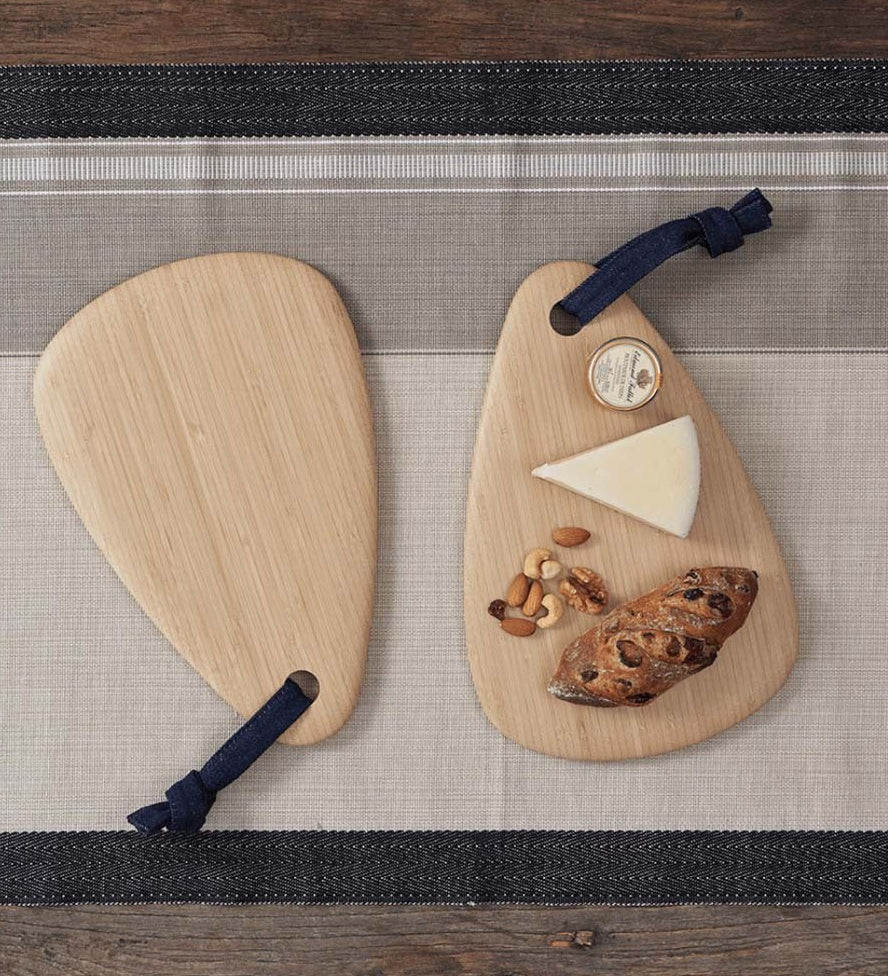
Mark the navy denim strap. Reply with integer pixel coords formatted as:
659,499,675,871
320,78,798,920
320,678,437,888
128,678,313,835
558,189,773,327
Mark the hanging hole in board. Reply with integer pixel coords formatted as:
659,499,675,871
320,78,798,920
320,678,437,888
549,303,583,337
289,669,320,701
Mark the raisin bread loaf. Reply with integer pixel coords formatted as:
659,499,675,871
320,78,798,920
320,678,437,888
548,567,758,708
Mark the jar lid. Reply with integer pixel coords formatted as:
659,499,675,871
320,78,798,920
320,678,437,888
586,336,662,411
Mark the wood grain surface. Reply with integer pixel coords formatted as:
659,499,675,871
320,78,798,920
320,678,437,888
465,262,797,760
2,0,888,62
2,904,887,975
34,253,376,746
6,1,888,972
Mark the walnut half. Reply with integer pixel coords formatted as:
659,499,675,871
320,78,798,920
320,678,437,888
559,567,608,615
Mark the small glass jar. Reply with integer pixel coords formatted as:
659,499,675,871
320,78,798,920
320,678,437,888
586,336,663,412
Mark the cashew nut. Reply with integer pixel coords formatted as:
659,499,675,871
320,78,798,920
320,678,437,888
540,559,562,580
537,594,564,629
523,547,552,580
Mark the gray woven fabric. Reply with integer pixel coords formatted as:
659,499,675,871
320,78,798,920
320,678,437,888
3,136,888,355
1,136,886,830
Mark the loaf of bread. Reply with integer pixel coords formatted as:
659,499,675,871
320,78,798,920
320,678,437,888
548,567,758,708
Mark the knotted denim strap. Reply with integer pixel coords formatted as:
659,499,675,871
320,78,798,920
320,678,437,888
128,678,313,835
558,189,773,327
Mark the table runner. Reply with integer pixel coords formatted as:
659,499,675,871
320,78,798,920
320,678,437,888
1,61,887,905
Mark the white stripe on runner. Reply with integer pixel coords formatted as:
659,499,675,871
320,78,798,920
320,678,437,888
2,184,888,196
9,134,888,149
5,150,888,183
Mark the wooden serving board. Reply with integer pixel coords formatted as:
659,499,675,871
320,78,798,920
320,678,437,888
464,262,798,760
34,253,376,746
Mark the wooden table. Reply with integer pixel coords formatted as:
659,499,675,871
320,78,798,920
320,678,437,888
3,0,888,61
3,2,887,973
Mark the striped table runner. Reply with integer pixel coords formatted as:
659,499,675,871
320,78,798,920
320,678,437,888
1,61,887,904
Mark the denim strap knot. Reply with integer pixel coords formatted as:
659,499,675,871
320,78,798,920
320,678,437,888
558,189,773,327
128,677,313,835
129,769,217,834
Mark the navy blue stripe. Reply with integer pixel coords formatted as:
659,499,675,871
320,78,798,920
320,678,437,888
1,61,888,138
1,830,886,904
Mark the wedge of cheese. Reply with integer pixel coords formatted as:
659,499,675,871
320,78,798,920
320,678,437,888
531,415,700,538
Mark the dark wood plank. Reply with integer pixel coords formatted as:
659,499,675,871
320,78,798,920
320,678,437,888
1,0,888,63
2,904,888,976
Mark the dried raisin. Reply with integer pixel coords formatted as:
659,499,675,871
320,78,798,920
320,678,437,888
617,640,643,668
707,593,733,618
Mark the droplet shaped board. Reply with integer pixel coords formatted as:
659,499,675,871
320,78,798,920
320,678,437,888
464,262,798,760
34,253,376,746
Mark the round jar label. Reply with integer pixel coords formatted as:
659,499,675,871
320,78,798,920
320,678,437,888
586,337,662,411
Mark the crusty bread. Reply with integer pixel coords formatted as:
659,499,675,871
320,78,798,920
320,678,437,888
548,567,758,707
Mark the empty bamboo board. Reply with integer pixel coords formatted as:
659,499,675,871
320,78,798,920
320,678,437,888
464,262,798,760
34,253,377,746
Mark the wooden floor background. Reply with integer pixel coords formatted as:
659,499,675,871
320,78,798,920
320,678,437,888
4,0,888,61
3,2,888,973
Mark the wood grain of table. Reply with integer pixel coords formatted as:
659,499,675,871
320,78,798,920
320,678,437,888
2,904,887,975
3,1,888,973
3,0,888,62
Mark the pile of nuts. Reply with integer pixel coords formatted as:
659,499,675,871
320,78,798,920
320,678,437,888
488,526,609,637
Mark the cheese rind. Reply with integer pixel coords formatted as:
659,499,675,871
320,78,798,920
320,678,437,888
531,415,701,538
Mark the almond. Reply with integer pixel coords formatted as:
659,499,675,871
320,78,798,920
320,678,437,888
552,526,591,548
522,580,543,617
501,617,536,637
506,573,531,608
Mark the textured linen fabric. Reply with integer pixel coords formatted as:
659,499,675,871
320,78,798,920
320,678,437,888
1,135,886,832
4,136,888,354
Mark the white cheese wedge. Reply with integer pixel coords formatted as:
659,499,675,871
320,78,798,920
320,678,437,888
531,415,701,538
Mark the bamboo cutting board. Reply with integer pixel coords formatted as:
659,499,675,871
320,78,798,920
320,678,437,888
464,262,798,760
34,253,376,746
